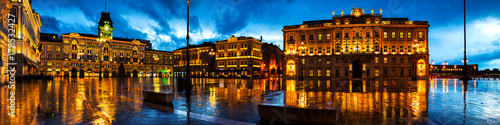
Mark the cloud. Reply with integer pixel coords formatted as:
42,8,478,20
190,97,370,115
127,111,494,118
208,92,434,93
430,16,500,70
39,16,61,33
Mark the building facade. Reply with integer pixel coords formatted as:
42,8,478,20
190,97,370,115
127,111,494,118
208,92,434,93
173,42,216,78
215,36,263,78
1,0,41,77
261,43,284,78
429,64,478,77
283,6,430,80
40,11,173,77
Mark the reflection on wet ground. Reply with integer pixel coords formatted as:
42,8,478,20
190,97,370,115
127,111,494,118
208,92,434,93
1,77,499,124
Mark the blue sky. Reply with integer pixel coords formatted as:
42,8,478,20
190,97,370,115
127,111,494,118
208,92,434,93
33,0,500,70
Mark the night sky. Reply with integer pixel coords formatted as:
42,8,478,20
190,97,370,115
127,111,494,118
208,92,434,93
33,0,500,70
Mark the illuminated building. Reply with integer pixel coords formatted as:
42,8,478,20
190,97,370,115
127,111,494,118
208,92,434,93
283,6,430,80
2,0,42,77
429,64,478,77
173,42,216,78
215,35,263,78
1,0,13,82
39,11,173,77
261,43,284,78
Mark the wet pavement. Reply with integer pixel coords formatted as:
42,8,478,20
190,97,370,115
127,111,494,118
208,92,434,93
1,77,500,124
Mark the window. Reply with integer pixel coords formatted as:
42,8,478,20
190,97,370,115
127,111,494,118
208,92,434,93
419,32,423,38
408,57,412,63
309,34,314,40
326,34,331,40
408,45,412,53
375,70,379,76
383,32,387,38
310,59,313,64
310,70,313,76
336,33,340,38
400,45,404,53
400,69,404,76
400,58,404,63
375,57,379,63
345,69,348,76
408,32,412,38
366,32,371,37
318,70,321,76
392,58,396,63
383,45,388,53
345,32,349,38
318,34,322,40
392,32,396,38
391,46,396,53
335,69,339,77
367,69,370,76
375,44,380,52
302,59,305,64
301,35,305,41
326,70,330,77
384,69,388,76
375,31,379,37
400,32,404,38
384,57,387,63
327,59,330,64
48,54,52,59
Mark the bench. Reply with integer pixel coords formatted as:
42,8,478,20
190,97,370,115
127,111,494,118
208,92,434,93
142,90,175,105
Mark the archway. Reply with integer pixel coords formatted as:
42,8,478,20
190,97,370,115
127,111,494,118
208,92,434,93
104,70,110,77
286,61,295,76
133,70,138,78
353,59,363,78
417,59,426,77
71,68,78,77
79,69,85,77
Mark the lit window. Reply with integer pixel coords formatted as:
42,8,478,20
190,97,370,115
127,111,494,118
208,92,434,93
408,32,412,39
375,70,379,76
326,34,331,40
384,57,387,63
302,59,305,64
310,70,313,76
392,32,396,38
383,32,387,38
318,34,322,40
318,70,321,77
400,32,404,38
375,57,379,63
419,32,423,38
326,70,330,77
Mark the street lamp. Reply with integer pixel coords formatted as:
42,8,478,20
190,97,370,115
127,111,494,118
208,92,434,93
411,44,420,80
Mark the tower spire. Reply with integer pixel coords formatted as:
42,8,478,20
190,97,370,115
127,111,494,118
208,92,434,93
105,0,107,12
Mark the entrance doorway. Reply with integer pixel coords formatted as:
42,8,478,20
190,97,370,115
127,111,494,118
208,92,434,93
353,59,363,78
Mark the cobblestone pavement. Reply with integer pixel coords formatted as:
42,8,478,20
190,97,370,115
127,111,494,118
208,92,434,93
1,77,500,124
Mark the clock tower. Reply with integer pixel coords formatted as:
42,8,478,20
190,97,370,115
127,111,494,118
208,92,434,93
98,11,114,39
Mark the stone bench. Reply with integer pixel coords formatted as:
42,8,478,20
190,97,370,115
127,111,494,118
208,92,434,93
258,103,339,124
142,90,174,105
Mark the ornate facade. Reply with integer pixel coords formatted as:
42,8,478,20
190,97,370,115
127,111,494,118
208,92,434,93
1,0,41,77
40,11,173,77
283,6,430,80
173,42,216,78
215,36,263,78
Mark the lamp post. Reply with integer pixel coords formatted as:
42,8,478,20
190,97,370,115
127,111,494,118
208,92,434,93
185,0,191,85
155,56,159,77
411,43,420,81
460,0,471,81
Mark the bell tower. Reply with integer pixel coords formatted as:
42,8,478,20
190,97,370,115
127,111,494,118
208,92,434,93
98,11,114,39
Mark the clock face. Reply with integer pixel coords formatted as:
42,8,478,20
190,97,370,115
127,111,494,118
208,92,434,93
104,26,109,31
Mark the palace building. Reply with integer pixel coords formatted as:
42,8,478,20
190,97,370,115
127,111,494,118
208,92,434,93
215,36,263,78
173,42,216,78
40,11,173,77
283,6,430,80
1,0,42,78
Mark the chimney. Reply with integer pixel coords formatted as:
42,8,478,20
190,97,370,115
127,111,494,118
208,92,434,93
260,36,263,42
